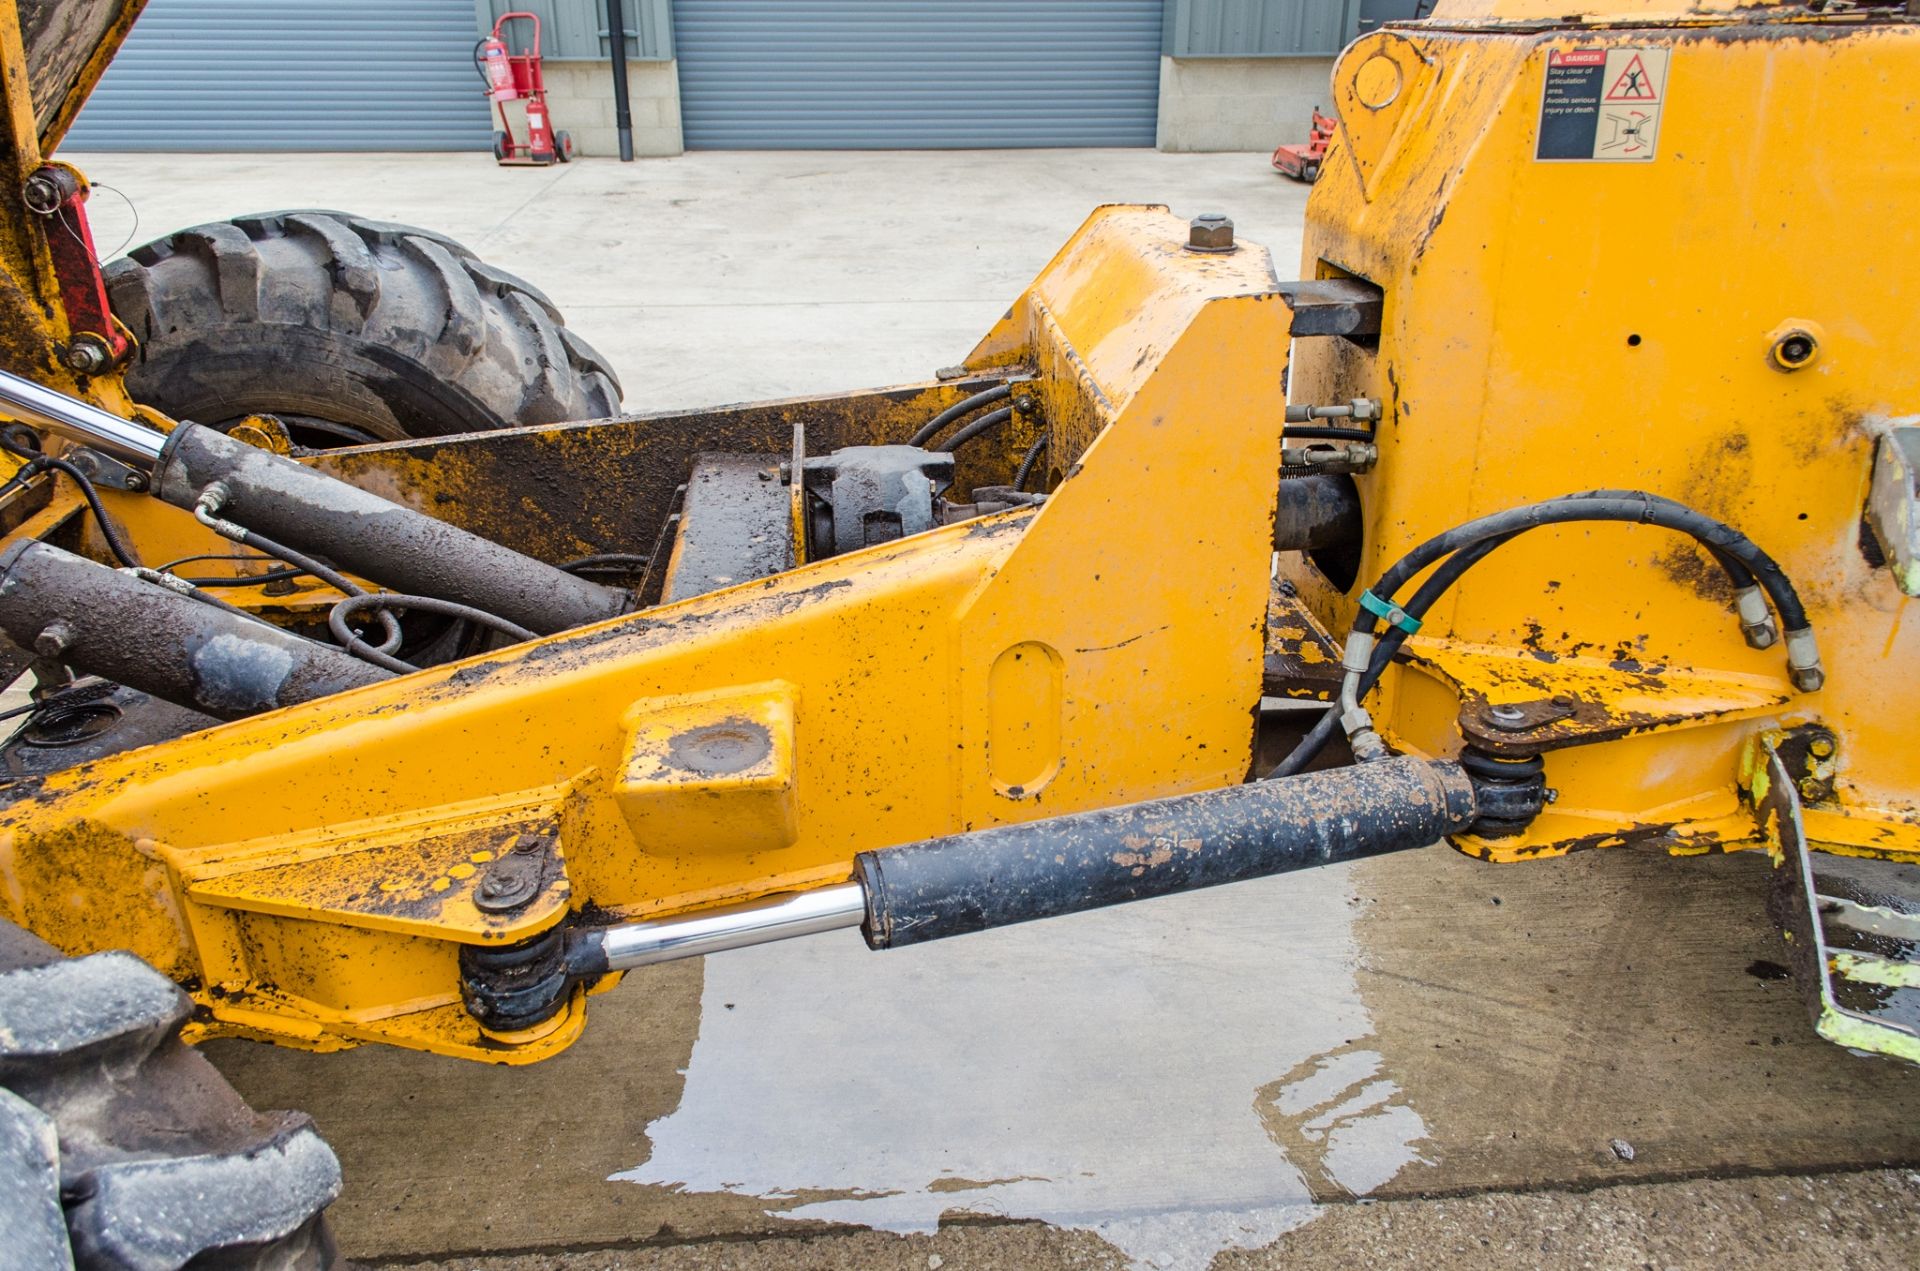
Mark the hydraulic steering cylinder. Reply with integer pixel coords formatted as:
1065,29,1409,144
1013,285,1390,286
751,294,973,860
0,540,391,719
151,424,626,636
856,756,1476,948
0,369,627,636
477,757,1475,1032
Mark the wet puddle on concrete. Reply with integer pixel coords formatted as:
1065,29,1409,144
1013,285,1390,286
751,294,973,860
614,863,1423,1270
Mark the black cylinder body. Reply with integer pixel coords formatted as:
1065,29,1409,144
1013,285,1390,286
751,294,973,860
856,757,1475,949
1273,474,1361,551
0,540,391,719
152,423,627,636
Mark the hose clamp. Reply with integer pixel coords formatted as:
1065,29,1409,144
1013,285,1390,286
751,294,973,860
1358,588,1421,634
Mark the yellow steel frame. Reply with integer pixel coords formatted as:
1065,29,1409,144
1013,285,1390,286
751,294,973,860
1285,10,1920,862
0,0,1913,1063
0,207,1295,1060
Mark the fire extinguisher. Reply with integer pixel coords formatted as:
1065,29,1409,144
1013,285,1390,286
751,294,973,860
478,36,518,103
524,97,553,156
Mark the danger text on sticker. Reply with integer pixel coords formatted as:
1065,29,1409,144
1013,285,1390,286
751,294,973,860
1537,47,1669,163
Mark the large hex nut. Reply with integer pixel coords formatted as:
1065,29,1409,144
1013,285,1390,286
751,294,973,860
1186,213,1236,253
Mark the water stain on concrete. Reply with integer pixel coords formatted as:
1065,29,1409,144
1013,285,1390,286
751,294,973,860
1344,844,1920,1194
1256,1041,1429,1201
617,863,1426,1270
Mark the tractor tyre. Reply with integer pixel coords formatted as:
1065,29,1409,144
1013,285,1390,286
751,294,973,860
0,920,341,1268
103,210,622,448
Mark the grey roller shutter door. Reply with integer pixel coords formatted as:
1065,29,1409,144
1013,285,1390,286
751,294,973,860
675,1,1165,150
63,0,492,152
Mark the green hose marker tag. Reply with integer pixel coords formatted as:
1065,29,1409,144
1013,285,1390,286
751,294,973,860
1359,589,1421,634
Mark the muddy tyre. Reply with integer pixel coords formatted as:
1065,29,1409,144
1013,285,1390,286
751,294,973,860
104,210,622,447
0,921,341,1268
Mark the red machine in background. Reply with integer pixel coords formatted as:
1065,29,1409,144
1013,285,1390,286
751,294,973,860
1272,108,1337,183
477,12,572,166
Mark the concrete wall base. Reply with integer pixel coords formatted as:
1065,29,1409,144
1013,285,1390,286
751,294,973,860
507,56,1335,157
533,60,684,158
1155,56,1336,153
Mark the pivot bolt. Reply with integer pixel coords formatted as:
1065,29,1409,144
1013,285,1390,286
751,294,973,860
1186,213,1236,254
1486,704,1530,731
22,167,75,215
61,336,112,376
1808,736,1836,759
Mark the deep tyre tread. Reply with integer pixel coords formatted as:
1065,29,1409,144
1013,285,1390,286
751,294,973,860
104,209,622,443
0,923,341,1269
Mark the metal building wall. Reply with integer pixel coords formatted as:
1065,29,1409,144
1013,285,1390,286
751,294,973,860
65,0,493,151
471,0,673,60
673,0,1165,150
1163,0,1362,58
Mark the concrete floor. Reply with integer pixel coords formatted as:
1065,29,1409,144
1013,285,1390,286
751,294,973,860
67,151,1920,1268
75,150,1308,411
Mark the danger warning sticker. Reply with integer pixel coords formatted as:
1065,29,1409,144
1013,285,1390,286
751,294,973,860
1537,47,1669,162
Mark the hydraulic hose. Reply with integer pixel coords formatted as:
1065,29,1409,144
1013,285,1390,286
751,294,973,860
0,438,141,569
1268,532,1512,779
935,407,1014,453
1283,425,1374,442
191,486,406,665
1265,491,1818,780
1013,433,1048,492
907,383,1013,447
1367,492,1802,632
327,594,538,677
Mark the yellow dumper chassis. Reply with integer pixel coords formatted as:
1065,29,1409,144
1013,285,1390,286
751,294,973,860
0,2,1916,1067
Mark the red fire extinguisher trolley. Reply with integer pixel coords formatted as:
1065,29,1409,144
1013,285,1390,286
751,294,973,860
476,12,573,166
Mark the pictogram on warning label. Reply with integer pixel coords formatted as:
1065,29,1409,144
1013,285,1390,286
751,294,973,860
1537,47,1669,162
1604,54,1659,102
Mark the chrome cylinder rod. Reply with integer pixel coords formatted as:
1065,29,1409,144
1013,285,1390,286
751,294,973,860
570,883,866,976
0,366,168,469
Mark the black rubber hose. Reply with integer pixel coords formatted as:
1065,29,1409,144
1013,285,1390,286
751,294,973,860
908,384,1013,448
1266,491,1810,780
182,566,306,587
0,443,141,569
1283,425,1374,441
1364,493,1801,634
128,570,261,620
0,682,107,725
326,593,539,675
1014,433,1048,492
936,407,1015,453
559,553,650,575
1266,533,1513,779
215,521,404,657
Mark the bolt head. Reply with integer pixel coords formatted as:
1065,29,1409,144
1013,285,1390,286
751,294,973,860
1798,775,1826,801
22,174,62,215
61,338,110,375
1808,736,1836,759
1187,213,1235,253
